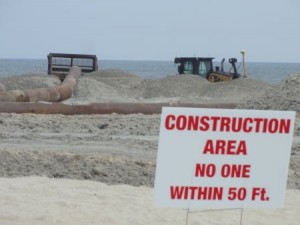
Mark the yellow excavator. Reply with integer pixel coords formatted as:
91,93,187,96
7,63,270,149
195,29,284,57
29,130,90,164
174,57,241,82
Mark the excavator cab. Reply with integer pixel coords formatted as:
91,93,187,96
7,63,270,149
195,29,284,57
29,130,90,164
174,57,240,82
174,57,214,79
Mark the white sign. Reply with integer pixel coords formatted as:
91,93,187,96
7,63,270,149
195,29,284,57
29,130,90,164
154,108,295,209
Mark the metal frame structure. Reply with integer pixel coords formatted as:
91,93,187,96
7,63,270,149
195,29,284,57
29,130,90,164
47,53,98,80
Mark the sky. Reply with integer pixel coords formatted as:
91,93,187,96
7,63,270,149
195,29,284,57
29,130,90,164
0,0,299,62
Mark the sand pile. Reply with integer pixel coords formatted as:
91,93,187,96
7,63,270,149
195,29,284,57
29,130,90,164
73,69,144,103
0,82,6,91
237,73,300,113
0,73,60,90
0,70,273,104
70,70,272,104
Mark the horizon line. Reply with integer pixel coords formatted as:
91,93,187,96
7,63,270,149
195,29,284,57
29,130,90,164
0,57,300,64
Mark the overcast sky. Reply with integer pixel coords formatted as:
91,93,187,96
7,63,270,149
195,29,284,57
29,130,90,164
0,0,299,62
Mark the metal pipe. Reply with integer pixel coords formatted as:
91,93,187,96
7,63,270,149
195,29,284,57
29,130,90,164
0,66,82,102
0,102,238,115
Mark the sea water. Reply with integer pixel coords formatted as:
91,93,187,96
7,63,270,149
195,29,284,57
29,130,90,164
1,59,300,85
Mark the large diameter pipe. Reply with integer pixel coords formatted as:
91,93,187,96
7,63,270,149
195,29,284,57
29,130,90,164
0,66,82,102
0,102,238,115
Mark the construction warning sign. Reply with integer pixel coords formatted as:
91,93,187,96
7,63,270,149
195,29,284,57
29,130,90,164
154,108,295,209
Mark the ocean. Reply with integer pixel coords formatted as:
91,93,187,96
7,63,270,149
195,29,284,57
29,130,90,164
1,59,300,85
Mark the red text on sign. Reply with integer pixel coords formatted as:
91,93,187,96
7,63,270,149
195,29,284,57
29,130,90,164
194,163,216,177
251,187,269,201
221,164,251,178
203,139,247,155
170,186,223,200
164,114,291,134
228,187,247,201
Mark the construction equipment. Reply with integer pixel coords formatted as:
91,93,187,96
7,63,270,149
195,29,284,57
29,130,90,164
47,53,98,81
174,57,241,82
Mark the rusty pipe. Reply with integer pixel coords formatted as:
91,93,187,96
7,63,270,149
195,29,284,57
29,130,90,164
0,66,82,102
0,102,238,115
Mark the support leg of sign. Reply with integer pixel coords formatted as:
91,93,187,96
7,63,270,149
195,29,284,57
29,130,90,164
185,208,244,225
239,208,244,225
185,208,189,225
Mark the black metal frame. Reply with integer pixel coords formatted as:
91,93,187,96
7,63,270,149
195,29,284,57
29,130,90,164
47,53,98,80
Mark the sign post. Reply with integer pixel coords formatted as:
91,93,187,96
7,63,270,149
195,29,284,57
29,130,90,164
154,108,295,223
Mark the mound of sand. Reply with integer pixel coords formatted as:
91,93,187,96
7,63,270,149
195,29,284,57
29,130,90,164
88,69,141,78
63,70,144,104
70,71,272,104
237,73,300,113
0,69,273,104
0,73,60,90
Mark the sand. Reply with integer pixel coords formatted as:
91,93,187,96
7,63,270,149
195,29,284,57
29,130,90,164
0,70,300,224
0,177,299,225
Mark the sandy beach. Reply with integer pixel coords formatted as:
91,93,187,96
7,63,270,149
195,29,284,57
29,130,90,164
0,70,300,224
